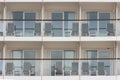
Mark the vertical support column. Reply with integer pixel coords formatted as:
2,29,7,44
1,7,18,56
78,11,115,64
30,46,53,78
79,3,82,40
115,42,118,80
41,43,44,79
41,2,44,39
78,3,82,80
2,43,6,78
3,3,6,39
115,3,118,80
79,42,81,80
116,3,118,38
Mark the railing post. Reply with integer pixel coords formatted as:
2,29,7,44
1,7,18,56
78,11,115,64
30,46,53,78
2,43,6,78
3,3,6,38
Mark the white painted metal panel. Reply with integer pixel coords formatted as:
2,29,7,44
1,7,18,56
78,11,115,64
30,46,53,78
44,0,79,2
43,37,79,41
79,0,119,2
4,76,41,80
43,76,79,80
81,37,116,41
0,37,4,41
81,76,116,80
0,0,3,2
5,37,42,41
5,0,42,2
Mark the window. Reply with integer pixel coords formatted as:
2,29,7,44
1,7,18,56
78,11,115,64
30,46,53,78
52,12,75,37
13,12,36,37
86,50,111,76
87,12,110,36
12,50,35,76
51,50,76,76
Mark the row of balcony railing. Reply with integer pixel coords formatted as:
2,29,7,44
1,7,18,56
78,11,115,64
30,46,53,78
0,19,116,37
0,59,118,76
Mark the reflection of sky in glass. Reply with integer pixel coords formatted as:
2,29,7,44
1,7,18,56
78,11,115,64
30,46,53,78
52,13,63,36
64,12,75,29
64,51,74,68
0,61,2,71
87,12,110,35
25,12,35,28
87,50,111,75
52,13,62,28
13,12,23,29
87,12,97,30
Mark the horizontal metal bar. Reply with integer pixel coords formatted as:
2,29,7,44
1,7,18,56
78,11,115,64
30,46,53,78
0,19,118,21
0,58,117,60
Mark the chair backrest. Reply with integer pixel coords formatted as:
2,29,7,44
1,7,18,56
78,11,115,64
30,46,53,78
107,23,114,33
23,62,31,72
7,23,15,33
72,23,79,32
98,62,105,75
6,63,13,73
82,23,88,33
56,62,62,74
0,23,3,32
45,23,52,33
72,62,78,75
82,62,89,75
35,23,41,32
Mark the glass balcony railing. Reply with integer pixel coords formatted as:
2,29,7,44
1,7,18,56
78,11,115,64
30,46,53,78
81,59,115,76
0,22,3,37
43,58,115,76
0,58,116,76
6,21,41,37
43,59,79,76
81,20,115,37
5,60,41,76
44,21,79,37
4,19,117,37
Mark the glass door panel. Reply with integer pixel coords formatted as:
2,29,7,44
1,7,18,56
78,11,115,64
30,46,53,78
87,12,97,36
52,13,63,37
87,50,97,76
24,51,35,75
24,12,36,37
98,51,110,75
64,12,75,37
51,51,63,76
13,50,23,75
99,13,110,36
13,12,23,36
64,50,74,75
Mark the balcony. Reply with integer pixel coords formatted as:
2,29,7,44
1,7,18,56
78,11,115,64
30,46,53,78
4,42,41,77
43,21,79,41
5,20,42,41
81,19,116,41
6,21,41,37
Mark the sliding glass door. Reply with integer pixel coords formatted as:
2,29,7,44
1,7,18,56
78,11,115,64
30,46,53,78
52,13,63,37
13,11,36,37
13,12,23,36
99,13,110,36
87,50,111,76
87,12,110,36
24,51,35,75
51,51,63,76
51,50,75,76
87,50,97,76
52,12,75,37
87,12,97,36
64,50,74,75
64,12,75,37
24,12,36,37
13,50,23,75
12,50,35,76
